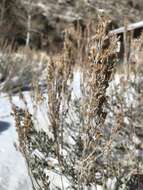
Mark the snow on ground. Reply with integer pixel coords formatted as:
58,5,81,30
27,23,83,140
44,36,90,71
0,70,104,190
0,94,32,190
0,92,98,190
0,71,138,190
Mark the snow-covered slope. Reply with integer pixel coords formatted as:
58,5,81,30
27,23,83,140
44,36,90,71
0,95,32,190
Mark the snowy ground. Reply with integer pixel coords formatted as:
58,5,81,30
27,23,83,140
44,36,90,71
0,70,100,190
0,69,81,190
0,94,32,190
0,70,141,190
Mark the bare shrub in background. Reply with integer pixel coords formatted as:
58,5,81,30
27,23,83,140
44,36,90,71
0,46,48,93
11,18,143,190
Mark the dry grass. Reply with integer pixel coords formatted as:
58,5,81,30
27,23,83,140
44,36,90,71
9,17,143,190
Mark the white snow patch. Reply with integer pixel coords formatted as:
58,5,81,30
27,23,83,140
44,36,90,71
72,69,81,99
